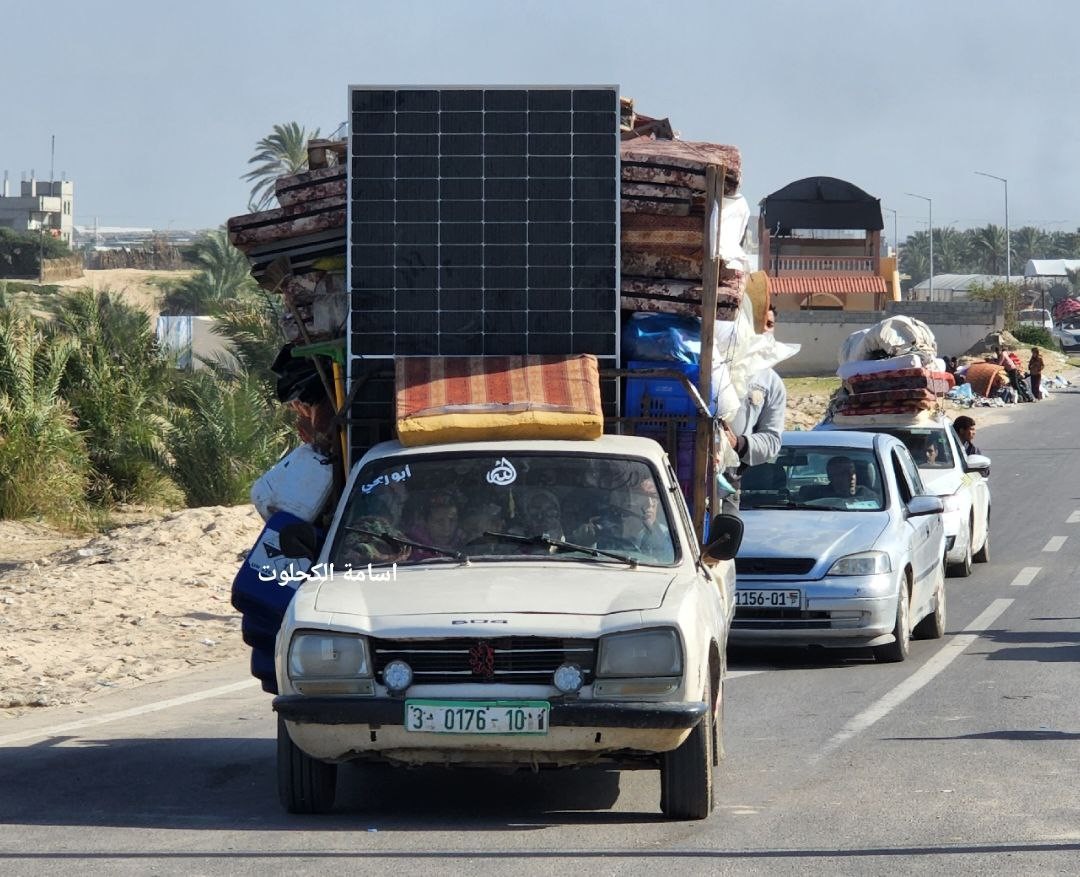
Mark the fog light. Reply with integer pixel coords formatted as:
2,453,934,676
553,662,584,693
383,660,413,693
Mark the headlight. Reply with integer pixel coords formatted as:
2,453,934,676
828,551,891,576
288,632,370,679
942,493,966,514
597,629,682,678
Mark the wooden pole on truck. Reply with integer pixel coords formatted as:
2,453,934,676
692,163,724,542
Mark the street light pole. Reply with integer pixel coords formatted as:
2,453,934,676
906,193,932,301
883,207,898,256
975,171,1009,285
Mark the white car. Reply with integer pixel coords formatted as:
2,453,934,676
818,415,990,576
1053,320,1080,351
268,436,741,820
1017,308,1053,331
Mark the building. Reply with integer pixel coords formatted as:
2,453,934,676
757,176,901,312
0,174,74,245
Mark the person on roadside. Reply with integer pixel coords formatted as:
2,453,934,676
1028,347,1045,400
718,305,787,513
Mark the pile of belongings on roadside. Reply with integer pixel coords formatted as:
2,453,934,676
1053,297,1080,322
826,316,954,425
619,97,751,322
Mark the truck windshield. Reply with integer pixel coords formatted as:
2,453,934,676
329,453,677,567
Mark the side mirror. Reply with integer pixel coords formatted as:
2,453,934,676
906,495,944,517
964,454,991,477
278,521,320,560
703,514,744,562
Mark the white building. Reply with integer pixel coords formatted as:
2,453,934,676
0,174,74,244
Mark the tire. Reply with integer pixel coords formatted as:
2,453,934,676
277,716,337,814
873,580,911,663
947,525,973,578
660,682,714,820
913,565,947,640
973,523,990,564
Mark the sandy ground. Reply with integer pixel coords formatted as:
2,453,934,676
50,268,195,319
0,357,1074,718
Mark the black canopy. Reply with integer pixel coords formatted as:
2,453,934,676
761,176,883,234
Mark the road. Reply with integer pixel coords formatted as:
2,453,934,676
2,392,1080,876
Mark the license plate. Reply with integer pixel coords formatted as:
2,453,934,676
736,589,802,608
404,700,549,735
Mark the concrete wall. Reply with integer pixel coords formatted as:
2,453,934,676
774,300,1004,376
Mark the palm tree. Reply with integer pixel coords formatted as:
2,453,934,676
1012,226,1049,265
161,229,260,315
243,122,321,211
50,288,180,506
969,224,1008,275
933,226,969,274
0,294,92,525
900,230,930,291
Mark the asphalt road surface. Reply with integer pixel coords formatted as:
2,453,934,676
3,393,1079,876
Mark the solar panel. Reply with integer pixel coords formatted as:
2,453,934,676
347,86,620,458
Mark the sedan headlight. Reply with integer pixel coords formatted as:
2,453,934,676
597,628,682,678
288,632,370,679
828,551,891,576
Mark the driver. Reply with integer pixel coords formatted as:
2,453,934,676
802,456,877,501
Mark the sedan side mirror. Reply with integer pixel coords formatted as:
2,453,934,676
906,495,944,517
703,514,744,562
964,454,991,478
278,521,320,560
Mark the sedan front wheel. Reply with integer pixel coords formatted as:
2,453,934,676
874,581,911,663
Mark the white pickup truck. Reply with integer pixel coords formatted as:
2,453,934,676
270,434,741,820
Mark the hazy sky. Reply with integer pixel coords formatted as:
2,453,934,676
6,0,1078,245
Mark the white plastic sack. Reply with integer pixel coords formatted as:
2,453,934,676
708,194,752,273
838,315,937,364
250,444,334,523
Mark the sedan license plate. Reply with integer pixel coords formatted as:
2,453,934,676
736,589,802,608
404,700,549,735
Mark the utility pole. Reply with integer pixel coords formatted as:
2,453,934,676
906,193,933,301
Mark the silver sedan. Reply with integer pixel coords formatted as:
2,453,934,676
732,430,946,662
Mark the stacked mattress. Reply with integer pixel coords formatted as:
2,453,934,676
832,353,953,426
619,133,750,320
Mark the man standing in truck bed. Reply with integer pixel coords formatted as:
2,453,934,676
719,305,787,512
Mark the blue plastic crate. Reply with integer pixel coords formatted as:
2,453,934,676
625,360,712,418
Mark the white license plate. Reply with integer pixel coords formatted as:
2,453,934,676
404,700,549,735
736,589,802,608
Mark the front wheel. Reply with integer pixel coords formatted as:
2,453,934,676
873,581,911,663
913,566,947,640
973,524,990,564
947,526,973,577
277,716,337,814
660,683,714,820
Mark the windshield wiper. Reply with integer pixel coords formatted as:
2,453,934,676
345,526,469,562
747,501,821,510
483,531,638,568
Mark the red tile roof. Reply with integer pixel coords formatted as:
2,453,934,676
769,275,888,295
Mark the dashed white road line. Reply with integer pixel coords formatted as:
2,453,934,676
815,598,1014,760
1067,511,1080,524
0,679,258,747
1043,536,1067,552
1009,567,1041,587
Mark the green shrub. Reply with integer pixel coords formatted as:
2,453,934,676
1011,325,1059,350
167,369,291,507
0,298,93,527
50,288,182,506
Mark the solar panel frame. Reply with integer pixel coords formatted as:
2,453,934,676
346,85,621,460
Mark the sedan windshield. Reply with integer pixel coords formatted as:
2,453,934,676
329,453,676,566
741,446,885,511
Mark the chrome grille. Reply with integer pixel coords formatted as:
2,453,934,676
370,636,597,685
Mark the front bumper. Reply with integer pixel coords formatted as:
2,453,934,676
274,695,706,763
731,572,898,647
